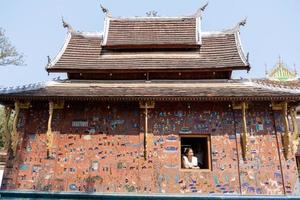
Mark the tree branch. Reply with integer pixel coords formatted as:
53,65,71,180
0,28,25,66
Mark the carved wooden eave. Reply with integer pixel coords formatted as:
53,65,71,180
0,79,300,104
1,96,300,103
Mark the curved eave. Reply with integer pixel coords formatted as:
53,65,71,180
46,32,72,71
46,67,247,73
0,95,300,103
234,30,250,71
46,31,103,72
203,28,250,71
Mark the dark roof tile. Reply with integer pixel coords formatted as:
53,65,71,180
47,31,249,72
104,17,199,47
1,80,299,101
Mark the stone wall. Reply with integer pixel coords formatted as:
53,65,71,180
1,101,298,194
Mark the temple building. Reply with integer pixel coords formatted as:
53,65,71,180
1,6,300,195
266,57,298,82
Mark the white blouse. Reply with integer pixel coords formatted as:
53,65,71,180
182,156,198,168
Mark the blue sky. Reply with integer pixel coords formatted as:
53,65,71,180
0,0,299,86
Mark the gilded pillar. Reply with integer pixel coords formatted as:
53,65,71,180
233,102,248,160
11,101,30,156
46,101,64,158
272,101,291,159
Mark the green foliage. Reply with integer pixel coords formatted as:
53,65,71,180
124,184,136,192
0,28,24,66
0,106,13,148
0,106,5,147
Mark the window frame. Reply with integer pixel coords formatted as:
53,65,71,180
179,134,212,172
295,155,300,177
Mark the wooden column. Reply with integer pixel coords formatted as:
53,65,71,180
11,101,30,156
46,101,64,158
233,102,248,160
290,107,298,154
271,107,286,195
272,102,290,159
3,106,12,150
231,105,242,194
139,101,155,160
46,101,54,158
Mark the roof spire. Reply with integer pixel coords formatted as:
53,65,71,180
100,4,112,17
61,17,75,33
195,2,209,17
265,63,268,75
278,55,282,66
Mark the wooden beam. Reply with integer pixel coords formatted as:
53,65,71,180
3,106,12,150
290,107,299,154
282,102,290,159
272,101,290,159
46,101,64,158
139,101,155,160
233,102,248,160
11,102,20,156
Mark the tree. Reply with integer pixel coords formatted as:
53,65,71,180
0,28,24,66
0,106,13,149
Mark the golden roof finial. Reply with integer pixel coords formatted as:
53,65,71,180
278,55,282,67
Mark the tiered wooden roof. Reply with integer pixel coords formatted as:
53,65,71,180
46,30,249,74
46,13,250,75
1,9,299,102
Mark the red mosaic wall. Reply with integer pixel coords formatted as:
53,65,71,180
1,101,298,194
234,103,284,195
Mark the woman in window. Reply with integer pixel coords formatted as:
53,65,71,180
182,148,199,169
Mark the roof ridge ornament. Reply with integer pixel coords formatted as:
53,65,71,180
238,17,247,27
47,56,51,66
200,2,209,11
61,17,76,33
224,17,247,33
100,4,112,17
194,2,209,17
146,10,159,17
246,52,250,64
